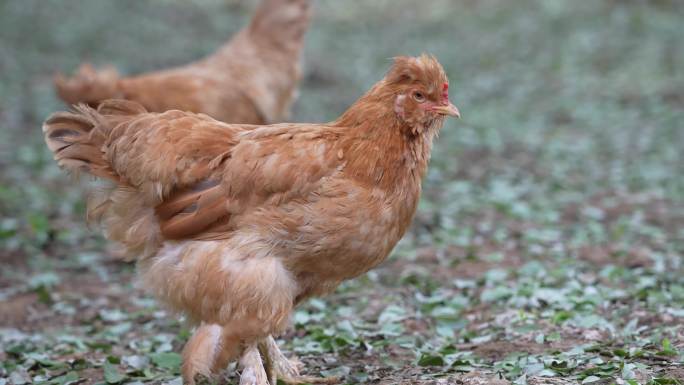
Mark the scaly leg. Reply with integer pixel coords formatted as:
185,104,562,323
239,342,269,385
181,324,223,385
181,323,244,384
259,336,340,385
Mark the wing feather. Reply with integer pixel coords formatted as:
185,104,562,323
155,124,344,240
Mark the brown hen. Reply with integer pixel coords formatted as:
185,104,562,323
54,0,311,124
43,54,460,385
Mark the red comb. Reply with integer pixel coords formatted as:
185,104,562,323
442,83,449,103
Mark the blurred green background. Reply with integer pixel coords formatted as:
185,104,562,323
1,1,683,384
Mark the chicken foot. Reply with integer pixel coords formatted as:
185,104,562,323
239,342,269,385
258,336,340,385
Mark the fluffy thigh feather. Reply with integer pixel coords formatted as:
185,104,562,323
138,239,296,332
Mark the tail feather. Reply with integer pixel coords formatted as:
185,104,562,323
43,100,159,260
97,98,147,116
54,63,122,107
43,99,147,180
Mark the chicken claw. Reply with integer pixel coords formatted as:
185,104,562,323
259,336,340,385
239,343,270,385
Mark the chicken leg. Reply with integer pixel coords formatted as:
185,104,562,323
239,342,270,385
182,323,242,385
258,336,340,385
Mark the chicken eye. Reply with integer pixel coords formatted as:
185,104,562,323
412,91,426,103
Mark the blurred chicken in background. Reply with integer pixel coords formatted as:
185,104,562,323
54,0,312,124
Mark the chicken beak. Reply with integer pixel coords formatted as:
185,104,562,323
432,102,461,118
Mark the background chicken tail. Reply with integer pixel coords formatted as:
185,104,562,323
42,99,146,182
54,63,123,107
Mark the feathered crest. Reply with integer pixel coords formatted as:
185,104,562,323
386,54,449,93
